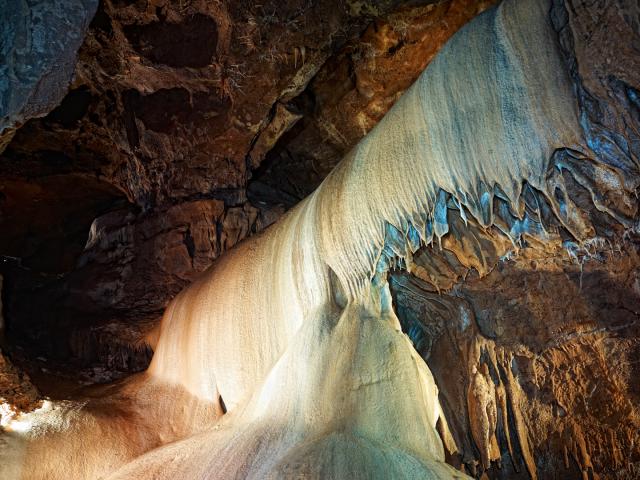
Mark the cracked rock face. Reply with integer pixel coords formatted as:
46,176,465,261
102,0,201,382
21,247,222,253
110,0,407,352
0,0,640,479
392,243,640,479
1,0,486,361
249,0,495,206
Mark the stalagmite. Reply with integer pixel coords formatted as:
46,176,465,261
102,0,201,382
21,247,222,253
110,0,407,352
467,364,500,471
1,0,634,478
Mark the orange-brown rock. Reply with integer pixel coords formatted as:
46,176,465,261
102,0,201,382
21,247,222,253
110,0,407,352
393,241,640,479
1,0,492,363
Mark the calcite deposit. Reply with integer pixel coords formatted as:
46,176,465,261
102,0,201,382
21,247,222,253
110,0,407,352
0,0,492,362
0,0,639,479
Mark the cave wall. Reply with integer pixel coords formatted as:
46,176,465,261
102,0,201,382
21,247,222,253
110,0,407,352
0,0,639,479
0,0,493,369
389,1,640,478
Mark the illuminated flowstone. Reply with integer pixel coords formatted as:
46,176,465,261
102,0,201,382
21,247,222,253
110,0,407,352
2,0,636,478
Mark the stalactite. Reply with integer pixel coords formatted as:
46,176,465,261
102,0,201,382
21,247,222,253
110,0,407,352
1,0,637,478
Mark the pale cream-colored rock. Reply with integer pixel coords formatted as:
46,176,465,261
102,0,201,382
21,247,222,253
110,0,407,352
467,364,500,470
0,0,594,478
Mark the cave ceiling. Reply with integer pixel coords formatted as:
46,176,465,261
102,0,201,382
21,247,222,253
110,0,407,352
0,0,495,346
1,0,640,479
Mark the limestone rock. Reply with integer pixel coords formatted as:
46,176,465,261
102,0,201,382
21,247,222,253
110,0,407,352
0,0,98,150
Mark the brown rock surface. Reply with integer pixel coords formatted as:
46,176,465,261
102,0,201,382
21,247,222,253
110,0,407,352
0,0,639,479
250,0,496,205
0,349,42,421
392,240,640,479
1,0,489,362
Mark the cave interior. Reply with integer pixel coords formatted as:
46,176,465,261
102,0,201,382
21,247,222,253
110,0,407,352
1,0,640,479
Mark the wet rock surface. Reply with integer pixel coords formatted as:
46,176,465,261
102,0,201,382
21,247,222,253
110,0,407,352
0,0,639,479
388,3,640,477
1,0,483,359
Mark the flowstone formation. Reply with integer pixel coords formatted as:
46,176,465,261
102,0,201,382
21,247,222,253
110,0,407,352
0,0,493,370
1,0,640,479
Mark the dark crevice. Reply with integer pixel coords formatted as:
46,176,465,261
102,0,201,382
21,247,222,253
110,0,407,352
184,229,196,260
45,87,93,129
89,0,113,37
123,14,218,68
122,88,230,135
